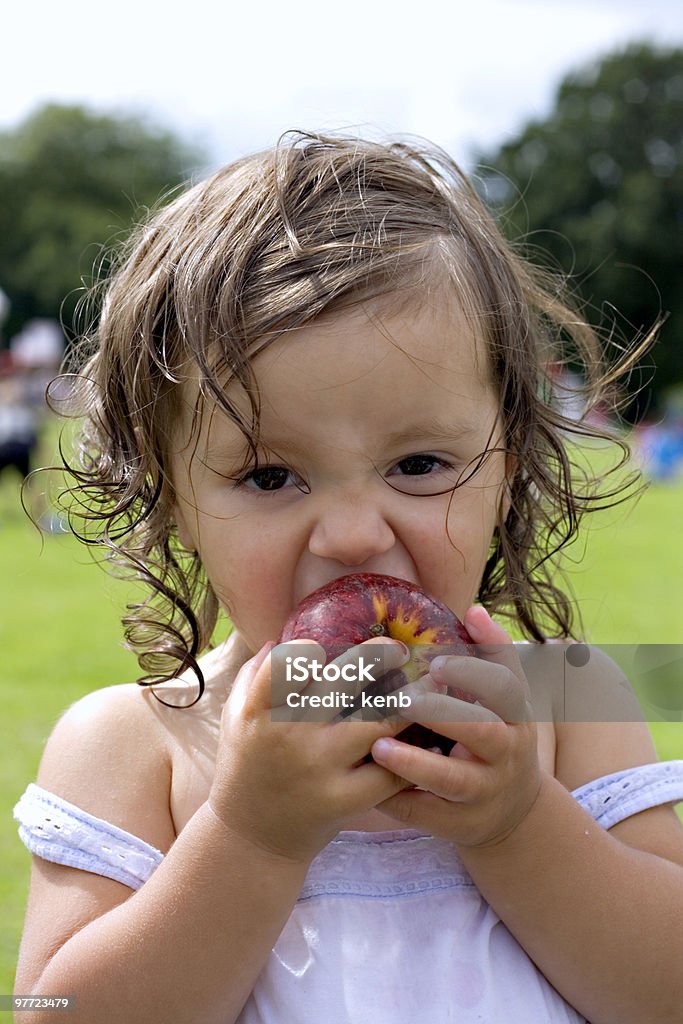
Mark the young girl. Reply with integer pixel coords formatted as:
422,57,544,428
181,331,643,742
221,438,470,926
13,130,683,1024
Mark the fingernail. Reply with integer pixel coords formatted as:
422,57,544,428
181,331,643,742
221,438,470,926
372,738,397,762
252,640,275,668
402,677,439,700
396,641,411,661
376,638,410,662
430,656,447,674
465,605,491,640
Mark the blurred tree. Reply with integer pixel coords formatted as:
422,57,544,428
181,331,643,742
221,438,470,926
0,104,204,342
476,43,683,418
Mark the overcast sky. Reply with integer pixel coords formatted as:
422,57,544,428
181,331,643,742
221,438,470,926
3,0,682,169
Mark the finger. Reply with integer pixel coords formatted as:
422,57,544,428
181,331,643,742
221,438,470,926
398,691,503,726
228,640,277,715
371,736,484,802
464,606,524,671
270,639,328,708
390,694,512,763
340,670,442,725
280,638,409,729
342,758,415,809
327,694,430,763
428,657,532,723
464,606,532,699
270,637,410,721
325,636,411,717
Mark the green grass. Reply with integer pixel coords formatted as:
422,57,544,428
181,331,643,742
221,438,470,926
1,508,141,995
559,449,683,645
1,441,683,994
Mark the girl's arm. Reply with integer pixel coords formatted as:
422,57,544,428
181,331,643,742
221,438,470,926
371,612,683,1024
457,759,683,1024
15,685,310,1024
16,639,410,1024
22,807,309,1024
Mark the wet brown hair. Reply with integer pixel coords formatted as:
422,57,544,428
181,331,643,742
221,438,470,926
52,129,650,701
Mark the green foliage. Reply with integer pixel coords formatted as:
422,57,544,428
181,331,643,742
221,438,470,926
0,104,204,339
477,43,683,416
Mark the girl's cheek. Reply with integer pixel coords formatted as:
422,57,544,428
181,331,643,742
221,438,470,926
175,519,197,553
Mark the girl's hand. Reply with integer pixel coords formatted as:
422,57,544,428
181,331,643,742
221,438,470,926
208,638,414,864
370,606,543,849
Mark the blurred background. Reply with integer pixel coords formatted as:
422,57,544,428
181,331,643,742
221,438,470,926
2,0,683,993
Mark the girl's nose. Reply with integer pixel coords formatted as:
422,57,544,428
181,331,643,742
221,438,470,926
307,493,396,566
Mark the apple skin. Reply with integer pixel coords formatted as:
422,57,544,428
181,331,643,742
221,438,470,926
278,573,476,754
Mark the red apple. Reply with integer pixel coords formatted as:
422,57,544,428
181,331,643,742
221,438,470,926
278,573,476,753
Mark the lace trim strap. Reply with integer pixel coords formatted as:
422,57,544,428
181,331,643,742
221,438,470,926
13,783,165,890
571,760,683,830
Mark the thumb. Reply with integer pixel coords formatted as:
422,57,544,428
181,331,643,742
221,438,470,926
464,606,526,685
227,640,276,716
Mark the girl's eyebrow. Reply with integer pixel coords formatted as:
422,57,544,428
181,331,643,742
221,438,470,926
203,417,482,462
381,419,481,448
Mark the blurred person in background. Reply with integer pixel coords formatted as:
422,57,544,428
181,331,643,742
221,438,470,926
0,315,65,531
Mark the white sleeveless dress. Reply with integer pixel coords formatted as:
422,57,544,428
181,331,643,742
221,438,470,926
14,760,683,1023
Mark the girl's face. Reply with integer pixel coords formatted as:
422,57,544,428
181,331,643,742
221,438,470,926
170,294,510,654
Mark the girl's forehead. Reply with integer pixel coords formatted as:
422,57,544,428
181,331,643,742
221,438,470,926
258,291,490,381
259,295,492,400
175,292,497,448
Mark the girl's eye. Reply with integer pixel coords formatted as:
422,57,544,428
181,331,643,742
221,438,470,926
395,454,448,476
388,453,462,495
238,466,304,492
244,466,290,491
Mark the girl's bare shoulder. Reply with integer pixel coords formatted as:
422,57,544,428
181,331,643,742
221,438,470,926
517,640,659,787
16,684,177,997
34,633,252,845
36,682,177,851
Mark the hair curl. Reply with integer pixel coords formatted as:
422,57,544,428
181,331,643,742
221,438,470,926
49,129,652,703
